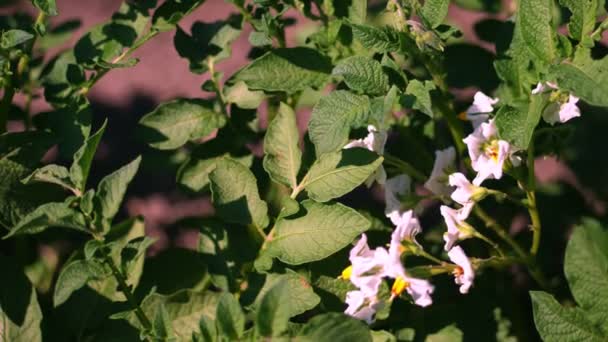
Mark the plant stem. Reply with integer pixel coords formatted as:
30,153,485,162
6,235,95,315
526,143,542,256
473,205,549,290
383,153,427,181
0,77,14,133
102,249,153,335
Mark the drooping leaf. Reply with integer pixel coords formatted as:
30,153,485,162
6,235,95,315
301,148,383,202
401,80,436,118
558,0,598,43
250,270,320,318
1,29,34,49
518,0,556,63
308,90,370,155
350,24,400,53
425,325,464,342
420,0,450,29
232,48,332,94
495,95,545,149
332,56,389,95
94,156,142,231
0,256,43,342
153,304,177,341
139,99,226,150
6,202,88,238
32,0,58,15
256,279,291,338
224,81,265,109
216,293,245,340
174,16,242,74
295,312,372,342
550,48,608,107
152,0,205,32
53,259,106,307
70,120,106,192
263,102,302,189
564,219,608,330
209,158,269,228
265,200,370,265
177,154,253,193
22,164,76,194
123,290,221,342
530,291,604,342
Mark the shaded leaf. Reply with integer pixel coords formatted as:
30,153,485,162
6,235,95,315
333,56,389,95
263,102,301,189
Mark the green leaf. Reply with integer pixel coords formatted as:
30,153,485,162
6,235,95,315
530,291,604,342
70,120,106,192
558,0,598,42
216,293,245,340
153,304,177,341
308,90,370,155
301,148,383,202
32,0,58,15
564,219,608,330
139,99,226,150
94,156,141,231
6,202,88,238
333,56,389,95
265,200,370,265
263,102,302,189
420,0,450,29
232,47,332,94
152,0,205,32
121,236,156,276
224,81,265,109
199,316,217,342
209,158,269,228
295,313,372,342
402,80,436,118
53,259,106,307
371,330,397,342
350,24,400,53
518,0,556,63
256,279,291,338
177,154,253,193
251,270,320,318
126,290,220,342
0,256,43,342
425,325,464,342
1,29,34,49
550,49,608,107
174,17,242,74
22,164,76,194
495,96,544,149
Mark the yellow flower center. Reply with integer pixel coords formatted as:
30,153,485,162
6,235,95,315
391,276,410,297
457,111,468,121
340,265,353,280
483,140,500,162
453,266,464,277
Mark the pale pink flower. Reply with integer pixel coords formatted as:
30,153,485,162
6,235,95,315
449,172,485,205
464,91,498,128
344,125,388,186
344,290,382,324
440,204,475,251
463,119,515,185
424,147,456,196
384,174,411,224
532,82,581,125
448,246,475,294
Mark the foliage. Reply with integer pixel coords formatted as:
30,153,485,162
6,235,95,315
2,0,608,340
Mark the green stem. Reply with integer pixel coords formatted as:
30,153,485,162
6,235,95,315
383,153,427,181
83,30,159,95
102,249,153,336
526,144,542,256
0,77,14,133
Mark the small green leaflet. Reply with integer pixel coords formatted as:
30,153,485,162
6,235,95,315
6,202,88,238
264,200,370,265
402,80,436,118
302,148,383,202
209,157,269,228
517,0,556,64
263,102,302,189
420,0,450,29
558,0,598,43
139,99,226,150
308,90,370,155
350,24,400,53
232,47,332,94
495,95,545,150
332,56,389,95
53,259,106,307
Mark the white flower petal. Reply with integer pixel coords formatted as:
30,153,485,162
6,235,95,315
424,147,456,196
384,174,411,221
448,246,475,294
